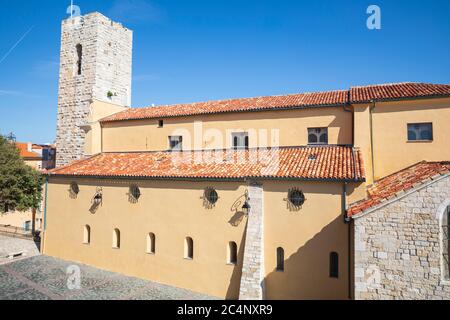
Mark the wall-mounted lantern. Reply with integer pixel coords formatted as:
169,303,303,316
91,187,103,207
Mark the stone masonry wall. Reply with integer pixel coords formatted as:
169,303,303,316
56,12,132,167
239,182,265,300
354,175,450,300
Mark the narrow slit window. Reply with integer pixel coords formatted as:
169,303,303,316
330,252,339,278
147,233,156,254
184,237,194,259
227,241,238,265
76,44,82,75
113,228,121,249
83,225,91,244
276,247,284,271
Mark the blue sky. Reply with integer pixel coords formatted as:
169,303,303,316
0,0,449,144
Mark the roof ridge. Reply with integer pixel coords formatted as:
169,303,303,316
136,89,349,110
350,82,417,89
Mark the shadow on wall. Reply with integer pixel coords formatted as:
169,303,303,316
264,215,349,300
225,219,247,300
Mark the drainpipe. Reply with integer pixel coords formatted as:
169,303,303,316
342,182,352,300
41,175,49,253
369,101,376,181
343,93,354,146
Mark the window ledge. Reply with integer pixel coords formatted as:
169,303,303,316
406,140,433,143
82,242,90,245
146,252,155,255
184,257,193,261
112,247,120,250
226,263,237,266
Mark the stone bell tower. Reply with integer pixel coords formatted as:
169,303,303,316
56,12,133,167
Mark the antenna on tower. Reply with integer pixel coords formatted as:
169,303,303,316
70,0,74,19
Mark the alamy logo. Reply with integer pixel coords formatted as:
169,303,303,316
66,265,81,290
367,5,381,30
67,1,81,19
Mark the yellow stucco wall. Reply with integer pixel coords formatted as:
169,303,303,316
101,107,353,152
84,100,128,156
43,178,247,299
371,98,450,180
263,181,356,300
43,177,361,299
352,98,450,181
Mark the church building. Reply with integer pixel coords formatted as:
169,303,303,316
42,12,450,300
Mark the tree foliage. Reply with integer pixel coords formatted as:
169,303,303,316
0,135,43,213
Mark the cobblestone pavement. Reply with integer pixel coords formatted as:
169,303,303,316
0,255,217,300
0,235,41,265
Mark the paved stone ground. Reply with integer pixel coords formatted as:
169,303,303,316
0,235,41,265
0,255,216,300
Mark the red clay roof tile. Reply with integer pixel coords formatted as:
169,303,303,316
350,82,450,103
348,161,450,217
100,90,349,123
15,142,42,159
100,83,450,123
48,146,365,181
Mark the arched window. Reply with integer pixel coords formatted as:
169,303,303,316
76,44,82,75
227,241,238,265
276,247,284,271
147,233,156,254
113,228,121,249
83,225,91,244
184,237,194,259
330,252,339,278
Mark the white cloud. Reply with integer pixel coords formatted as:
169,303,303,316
108,0,164,24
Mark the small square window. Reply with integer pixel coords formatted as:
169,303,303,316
308,128,328,145
407,123,433,141
232,132,249,149
169,136,183,151
158,120,164,128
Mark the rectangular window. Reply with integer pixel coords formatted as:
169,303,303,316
308,128,328,145
169,136,183,151
24,221,31,231
407,123,433,141
232,132,249,149
158,120,164,128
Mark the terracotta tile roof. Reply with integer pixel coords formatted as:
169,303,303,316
348,161,450,217
15,142,42,159
100,90,349,123
350,82,450,103
48,146,365,181
100,82,450,123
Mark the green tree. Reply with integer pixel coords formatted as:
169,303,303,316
0,136,43,231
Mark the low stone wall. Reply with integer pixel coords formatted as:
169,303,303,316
354,175,450,300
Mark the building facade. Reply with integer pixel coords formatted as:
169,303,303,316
55,12,132,167
42,12,450,299
350,162,450,300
